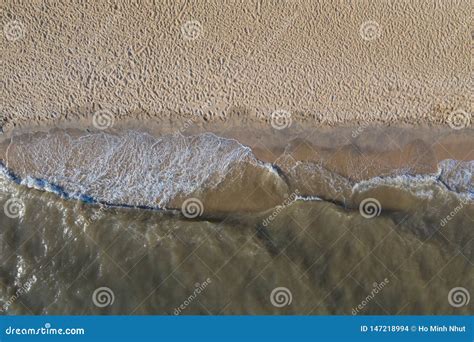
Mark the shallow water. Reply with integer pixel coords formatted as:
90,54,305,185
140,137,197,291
0,128,472,314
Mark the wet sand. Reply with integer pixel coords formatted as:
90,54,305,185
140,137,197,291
0,125,472,213
2,123,473,167
0,0,472,317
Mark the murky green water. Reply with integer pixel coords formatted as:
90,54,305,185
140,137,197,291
0,129,472,315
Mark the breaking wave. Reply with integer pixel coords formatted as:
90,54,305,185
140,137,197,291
0,130,472,214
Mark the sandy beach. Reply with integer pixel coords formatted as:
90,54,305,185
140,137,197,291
1,0,471,131
0,1,472,316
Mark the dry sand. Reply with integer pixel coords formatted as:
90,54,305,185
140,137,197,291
0,0,472,203
0,0,472,132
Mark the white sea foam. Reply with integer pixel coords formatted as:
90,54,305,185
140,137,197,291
1,131,472,209
352,161,473,201
295,195,323,202
438,159,473,194
5,131,280,208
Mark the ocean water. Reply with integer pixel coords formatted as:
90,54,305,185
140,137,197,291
0,129,472,314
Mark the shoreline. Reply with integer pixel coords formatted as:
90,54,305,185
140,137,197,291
0,127,472,215
1,107,471,135
2,117,472,163
0,156,472,217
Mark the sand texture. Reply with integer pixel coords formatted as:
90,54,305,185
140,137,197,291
1,1,473,317
1,0,472,131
